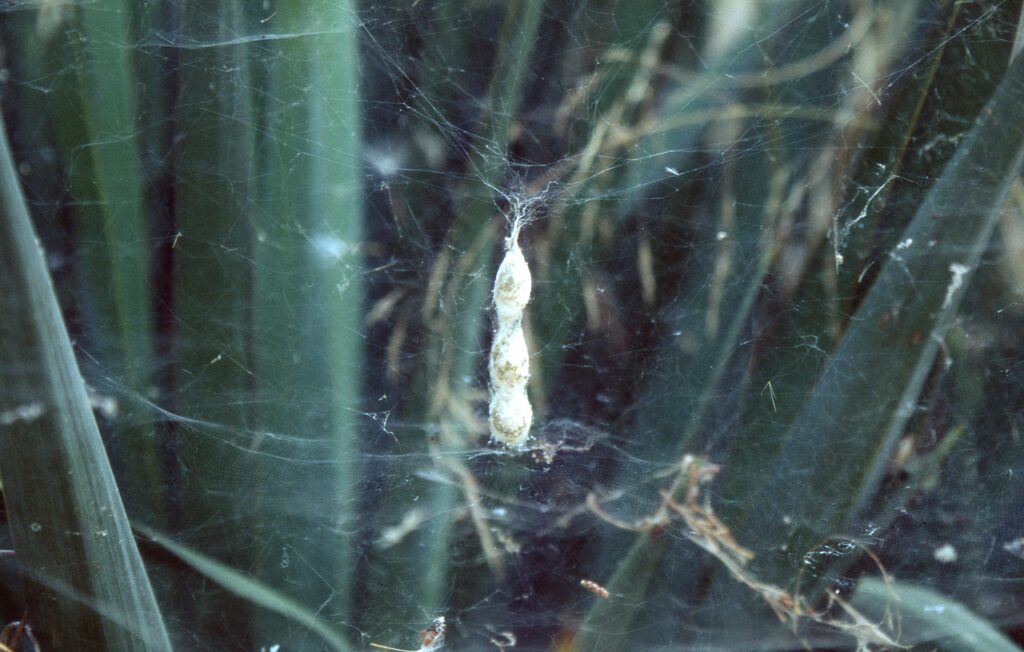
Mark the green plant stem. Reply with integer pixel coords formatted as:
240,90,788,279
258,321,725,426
38,0,163,519
250,1,363,644
169,0,256,643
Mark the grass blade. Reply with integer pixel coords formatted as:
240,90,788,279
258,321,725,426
249,1,363,644
851,577,1022,652
41,0,154,377
836,0,1020,306
71,0,154,379
738,48,1024,586
720,0,952,526
0,122,171,650
34,0,163,519
137,525,352,652
168,0,256,643
702,2,1024,639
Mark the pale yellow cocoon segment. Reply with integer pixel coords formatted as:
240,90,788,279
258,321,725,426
493,242,531,322
489,386,532,446
489,326,529,387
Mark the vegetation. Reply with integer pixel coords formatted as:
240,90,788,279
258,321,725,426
1,1,1023,650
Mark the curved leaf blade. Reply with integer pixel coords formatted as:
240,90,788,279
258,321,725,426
852,577,1022,652
136,525,353,652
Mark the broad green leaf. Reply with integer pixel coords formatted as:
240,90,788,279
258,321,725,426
851,577,1022,652
573,466,696,652
0,122,171,651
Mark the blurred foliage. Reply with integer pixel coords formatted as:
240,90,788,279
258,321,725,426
1,0,1024,650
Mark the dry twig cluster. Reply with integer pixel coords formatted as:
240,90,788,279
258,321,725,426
588,456,903,651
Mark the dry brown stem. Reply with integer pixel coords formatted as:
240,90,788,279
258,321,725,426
588,455,904,650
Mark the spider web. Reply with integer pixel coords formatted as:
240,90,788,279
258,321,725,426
1,1,1024,651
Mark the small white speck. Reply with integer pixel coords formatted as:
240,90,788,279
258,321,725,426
896,238,913,250
665,166,680,176
1004,537,1024,559
934,543,957,563
365,143,405,179
87,392,119,419
943,263,969,309
29,523,42,533
0,402,46,426
311,233,351,264
716,231,728,241
923,604,947,614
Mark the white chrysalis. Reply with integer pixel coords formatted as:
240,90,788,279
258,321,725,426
488,222,533,447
